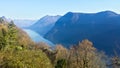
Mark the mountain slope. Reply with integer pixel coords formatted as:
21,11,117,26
0,17,34,48
14,19,36,28
29,15,61,36
45,11,120,55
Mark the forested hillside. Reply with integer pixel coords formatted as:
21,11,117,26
0,17,120,68
0,18,52,68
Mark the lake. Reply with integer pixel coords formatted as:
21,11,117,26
23,29,55,46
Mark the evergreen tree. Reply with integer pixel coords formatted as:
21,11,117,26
55,59,67,68
5,21,18,46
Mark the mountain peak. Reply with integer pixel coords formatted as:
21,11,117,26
29,15,61,36
67,12,73,14
41,15,61,20
0,16,7,21
0,16,12,22
64,12,75,18
97,10,118,16
1,16,6,19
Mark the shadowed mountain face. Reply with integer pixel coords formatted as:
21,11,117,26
45,11,120,55
28,15,61,36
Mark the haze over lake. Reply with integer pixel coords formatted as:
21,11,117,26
23,29,55,46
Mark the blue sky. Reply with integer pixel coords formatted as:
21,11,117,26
0,0,120,20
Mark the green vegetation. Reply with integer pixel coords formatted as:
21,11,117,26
0,18,53,68
55,59,67,68
0,48,52,68
0,17,120,68
36,40,108,68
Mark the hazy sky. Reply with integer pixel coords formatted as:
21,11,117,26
0,0,120,20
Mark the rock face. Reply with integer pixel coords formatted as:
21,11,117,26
45,11,120,55
29,15,61,36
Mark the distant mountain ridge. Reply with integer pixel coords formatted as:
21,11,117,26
45,11,120,55
0,16,12,22
28,15,61,36
14,19,36,28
